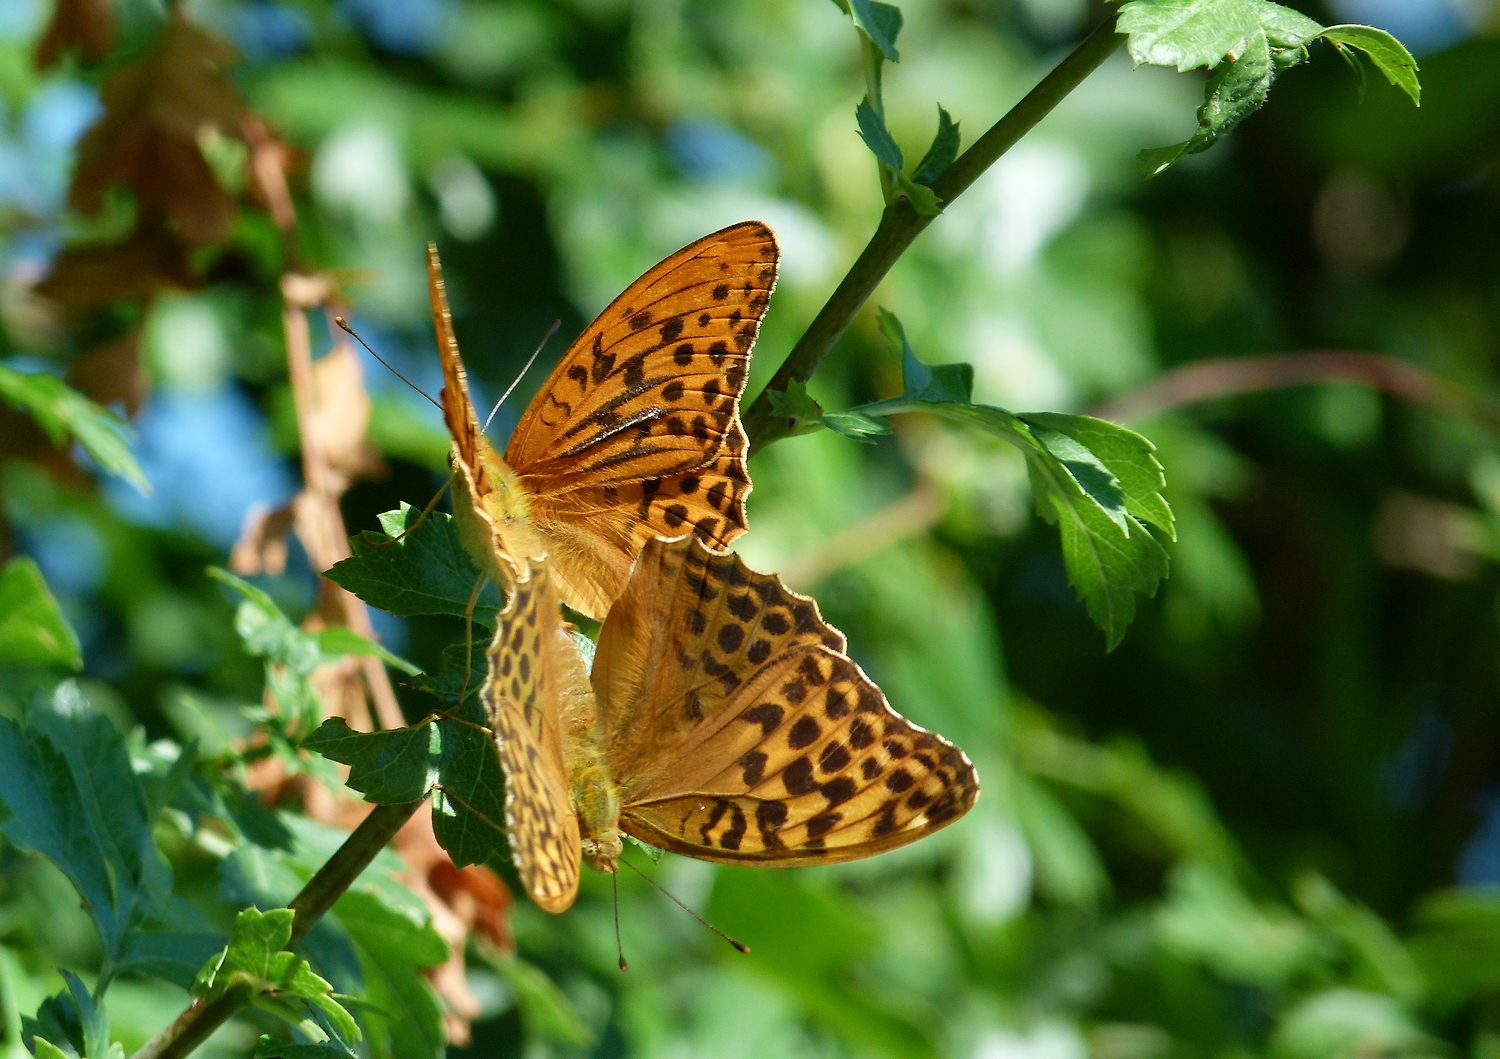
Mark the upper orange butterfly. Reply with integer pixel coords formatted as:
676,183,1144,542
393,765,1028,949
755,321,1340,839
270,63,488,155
430,221,779,618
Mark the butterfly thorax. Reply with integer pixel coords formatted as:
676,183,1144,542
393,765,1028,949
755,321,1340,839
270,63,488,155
451,439,545,582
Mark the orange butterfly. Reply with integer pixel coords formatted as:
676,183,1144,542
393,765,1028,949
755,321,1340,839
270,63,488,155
430,222,778,619
483,537,980,913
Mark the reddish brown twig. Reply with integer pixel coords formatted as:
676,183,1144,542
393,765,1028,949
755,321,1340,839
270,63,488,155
1089,351,1500,433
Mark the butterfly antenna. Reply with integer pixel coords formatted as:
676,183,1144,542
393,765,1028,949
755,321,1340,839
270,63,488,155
484,319,561,432
335,316,443,411
613,871,628,973
619,856,750,954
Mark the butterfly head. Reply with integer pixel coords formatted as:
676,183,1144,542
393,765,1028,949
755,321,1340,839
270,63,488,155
580,830,623,873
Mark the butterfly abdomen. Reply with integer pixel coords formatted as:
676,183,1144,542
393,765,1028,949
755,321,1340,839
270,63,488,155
571,752,624,872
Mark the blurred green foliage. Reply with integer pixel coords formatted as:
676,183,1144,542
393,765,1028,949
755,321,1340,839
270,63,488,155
3,0,1500,1057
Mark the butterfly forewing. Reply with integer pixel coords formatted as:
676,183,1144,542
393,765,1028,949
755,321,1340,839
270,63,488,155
505,221,775,480
505,223,775,614
595,537,979,865
430,243,485,479
480,560,588,912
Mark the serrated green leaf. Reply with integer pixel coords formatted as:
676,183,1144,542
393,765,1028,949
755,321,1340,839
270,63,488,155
1116,0,1352,175
847,0,902,61
313,627,420,677
1137,30,1278,176
432,695,518,892
894,170,942,215
1031,459,1170,650
408,643,484,706
0,685,163,959
1114,0,1321,72
1021,413,1175,539
302,718,440,804
24,972,122,1059
913,105,959,185
195,908,361,1046
0,363,149,494
0,558,82,670
326,506,501,628
855,99,903,171
1321,25,1420,105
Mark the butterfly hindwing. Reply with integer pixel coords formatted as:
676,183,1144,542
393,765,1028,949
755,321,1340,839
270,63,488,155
594,536,979,865
480,560,586,912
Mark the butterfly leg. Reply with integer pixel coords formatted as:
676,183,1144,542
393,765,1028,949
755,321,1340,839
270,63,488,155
358,473,455,548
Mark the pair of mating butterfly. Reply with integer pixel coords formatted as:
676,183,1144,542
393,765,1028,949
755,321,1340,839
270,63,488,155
415,221,978,917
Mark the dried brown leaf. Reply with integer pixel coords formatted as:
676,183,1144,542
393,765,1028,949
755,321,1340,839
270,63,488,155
35,0,115,69
71,11,244,247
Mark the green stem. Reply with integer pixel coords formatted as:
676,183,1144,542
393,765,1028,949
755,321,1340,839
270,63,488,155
128,800,424,1059
743,16,1123,452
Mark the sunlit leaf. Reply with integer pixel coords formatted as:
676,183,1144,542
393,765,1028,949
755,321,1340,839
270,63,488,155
302,718,439,805
326,506,501,628
0,558,82,670
0,363,149,494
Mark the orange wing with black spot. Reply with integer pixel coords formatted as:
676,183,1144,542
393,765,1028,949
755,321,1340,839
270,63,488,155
504,222,777,617
592,536,979,865
479,559,590,912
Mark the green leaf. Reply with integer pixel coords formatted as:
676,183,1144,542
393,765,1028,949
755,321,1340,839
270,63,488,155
767,381,891,443
1021,413,1176,539
408,643,484,706
0,363,149,494
334,891,447,1059
767,380,833,438
490,957,594,1048
854,99,903,171
302,718,440,804
326,506,501,628
844,0,902,61
23,973,120,1059
0,558,82,670
912,105,959,185
1321,25,1420,105
894,170,942,215
1115,0,1345,176
209,568,322,674
254,1038,357,1059
313,628,420,676
876,308,974,403
1029,453,1171,650
1114,0,1321,72
0,685,162,959
837,310,1170,647
432,696,518,892
117,931,228,990
194,908,361,1046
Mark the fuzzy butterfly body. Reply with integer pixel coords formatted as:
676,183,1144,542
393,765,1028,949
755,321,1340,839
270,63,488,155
481,536,980,913
431,221,777,618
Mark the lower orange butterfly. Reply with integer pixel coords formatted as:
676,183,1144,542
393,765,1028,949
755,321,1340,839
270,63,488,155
480,534,980,914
